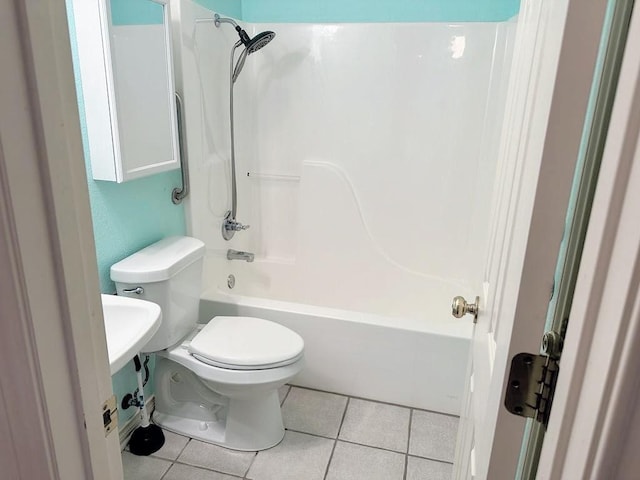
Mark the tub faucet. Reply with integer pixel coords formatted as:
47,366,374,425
227,249,254,262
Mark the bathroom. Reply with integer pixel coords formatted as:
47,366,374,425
43,0,607,478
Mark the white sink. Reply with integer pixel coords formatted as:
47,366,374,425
101,294,161,375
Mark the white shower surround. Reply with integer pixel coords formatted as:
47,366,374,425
173,0,515,414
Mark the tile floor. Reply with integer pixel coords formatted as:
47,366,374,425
122,386,458,480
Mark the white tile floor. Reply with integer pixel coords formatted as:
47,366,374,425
122,386,457,480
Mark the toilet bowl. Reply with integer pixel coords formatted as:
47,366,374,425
110,236,304,451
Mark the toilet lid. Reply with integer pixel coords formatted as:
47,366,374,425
188,316,304,370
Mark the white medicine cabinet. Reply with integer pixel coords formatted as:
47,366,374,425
72,0,180,183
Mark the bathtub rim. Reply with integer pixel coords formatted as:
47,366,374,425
200,287,473,340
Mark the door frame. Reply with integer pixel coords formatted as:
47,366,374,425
537,3,640,477
2,0,640,479
0,1,122,479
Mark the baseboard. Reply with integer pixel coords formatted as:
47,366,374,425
118,395,156,451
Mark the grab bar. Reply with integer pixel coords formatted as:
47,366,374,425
172,92,190,204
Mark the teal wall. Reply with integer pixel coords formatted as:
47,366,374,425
66,0,186,426
197,0,520,22
87,173,185,294
111,0,164,25
195,0,242,19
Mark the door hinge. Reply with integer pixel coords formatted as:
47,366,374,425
102,395,117,437
504,352,559,428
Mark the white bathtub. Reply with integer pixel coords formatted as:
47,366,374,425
199,288,472,416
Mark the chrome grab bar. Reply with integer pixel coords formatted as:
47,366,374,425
172,92,189,204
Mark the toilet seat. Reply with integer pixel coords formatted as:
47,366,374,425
188,316,304,370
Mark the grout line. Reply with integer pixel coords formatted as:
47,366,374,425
336,395,350,439
159,460,246,480
158,461,173,480
291,384,458,419
170,458,247,478
150,435,191,463
323,438,338,480
280,384,292,406
243,450,258,479
403,454,408,480
407,408,413,455
286,428,337,441
322,396,350,480
174,436,191,461
407,454,454,466
404,409,414,480
407,409,414,454
334,438,410,456
409,406,460,420
285,392,410,457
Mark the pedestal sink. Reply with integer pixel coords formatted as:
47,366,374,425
101,294,161,374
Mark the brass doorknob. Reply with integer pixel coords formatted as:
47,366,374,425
452,296,480,322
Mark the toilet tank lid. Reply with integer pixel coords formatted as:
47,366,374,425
110,236,206,284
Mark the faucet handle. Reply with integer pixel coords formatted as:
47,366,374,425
222,211,249,240
224,217,250,231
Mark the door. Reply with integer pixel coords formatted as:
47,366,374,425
453,0,614,478
1,0,124,478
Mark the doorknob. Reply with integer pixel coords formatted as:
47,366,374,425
452,296,480,323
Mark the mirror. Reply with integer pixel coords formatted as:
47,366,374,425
72,0,179,183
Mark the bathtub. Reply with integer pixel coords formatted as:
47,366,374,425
199,284,472,416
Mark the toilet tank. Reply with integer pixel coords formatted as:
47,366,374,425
110,236,206,352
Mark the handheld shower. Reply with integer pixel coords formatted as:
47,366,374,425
215,14,276,83
213,14,276,241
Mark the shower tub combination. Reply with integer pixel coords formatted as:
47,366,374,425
172,0,515,415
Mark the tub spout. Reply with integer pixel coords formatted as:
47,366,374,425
227,249,255,262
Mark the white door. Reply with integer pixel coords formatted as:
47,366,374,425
0,1,124,478
453,0,613,478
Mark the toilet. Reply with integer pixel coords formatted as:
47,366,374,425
110,236,304,451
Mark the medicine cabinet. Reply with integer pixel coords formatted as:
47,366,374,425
72,0,180,183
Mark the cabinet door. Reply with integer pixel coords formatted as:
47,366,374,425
73,0,180,183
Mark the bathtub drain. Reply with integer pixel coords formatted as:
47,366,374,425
227,274,235,289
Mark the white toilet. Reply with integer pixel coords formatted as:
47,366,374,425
110,236,304,451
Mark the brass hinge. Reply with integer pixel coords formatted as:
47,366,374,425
102,395,117,437
504,352,559,428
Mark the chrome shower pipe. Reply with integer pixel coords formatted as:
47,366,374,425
211,12,275,241
229,40,242,221
214,13,239,28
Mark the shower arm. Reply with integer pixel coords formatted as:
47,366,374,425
214,13,239,29
215,14,251,47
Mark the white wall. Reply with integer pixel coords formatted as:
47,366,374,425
176,0,515,319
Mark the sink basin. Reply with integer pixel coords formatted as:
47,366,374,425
101,294,161,375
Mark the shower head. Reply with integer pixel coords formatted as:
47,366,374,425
245,30,276,54
233,26,276,54
214,14,276,54
215,14,276,83
231,28,276,83
231,30,276,83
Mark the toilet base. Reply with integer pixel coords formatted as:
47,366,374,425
153,398,285,452
153,356,287,451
